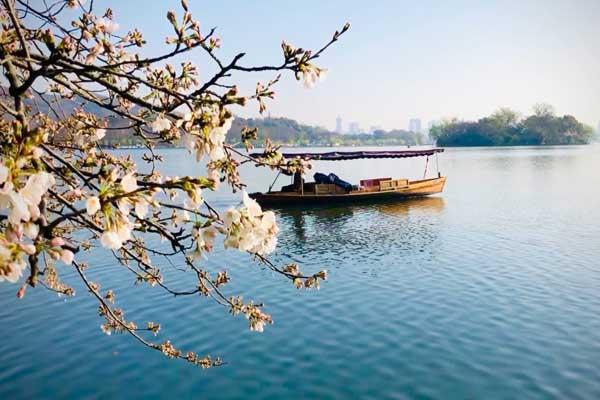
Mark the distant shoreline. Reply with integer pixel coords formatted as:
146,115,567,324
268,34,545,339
103,142,597,151
435,143,593,148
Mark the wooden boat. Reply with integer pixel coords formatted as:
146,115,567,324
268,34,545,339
249,148,446,207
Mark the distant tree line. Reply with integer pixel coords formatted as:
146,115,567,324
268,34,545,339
29,90,592,148
227,117,426,147
15,90,424,148
430,104,594,147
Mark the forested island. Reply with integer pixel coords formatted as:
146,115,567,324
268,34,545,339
430,105,594,147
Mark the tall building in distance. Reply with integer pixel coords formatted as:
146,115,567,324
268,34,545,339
348,121,360,135
336,116,343,134
409,118,422,133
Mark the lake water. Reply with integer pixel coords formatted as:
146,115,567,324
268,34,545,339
1,145,600,399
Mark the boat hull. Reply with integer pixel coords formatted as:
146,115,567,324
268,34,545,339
250,177,446,207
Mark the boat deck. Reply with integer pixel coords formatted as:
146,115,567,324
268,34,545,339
250,176,446,206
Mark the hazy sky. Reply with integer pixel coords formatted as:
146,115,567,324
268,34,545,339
106,0,600,131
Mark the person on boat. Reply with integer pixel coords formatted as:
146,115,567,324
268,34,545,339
281,171,303,192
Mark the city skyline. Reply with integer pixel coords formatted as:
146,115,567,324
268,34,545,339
409,118,423,134
335,116,343,134
333,115,433,134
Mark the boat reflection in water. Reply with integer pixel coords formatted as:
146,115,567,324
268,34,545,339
274,197,446,264
369,196,445,216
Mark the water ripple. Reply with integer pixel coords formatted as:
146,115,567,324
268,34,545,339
2,146,600,399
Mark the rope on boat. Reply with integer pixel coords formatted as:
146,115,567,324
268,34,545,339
268,170,281,193
423,155,429,179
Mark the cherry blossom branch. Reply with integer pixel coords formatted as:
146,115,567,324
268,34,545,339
0,0,347,367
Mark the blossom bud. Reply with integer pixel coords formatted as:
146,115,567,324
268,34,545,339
21,244,37,255
60,250,74,265
50,237,65,247
16,285,27,299
167,11,177,25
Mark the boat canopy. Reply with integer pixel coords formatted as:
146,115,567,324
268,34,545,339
251,148,444,161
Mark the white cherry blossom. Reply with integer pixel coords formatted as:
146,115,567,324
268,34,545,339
116,219,134,244
20,171,55,209
23,223,39,239
173,210,190,226
209,146,226,161
86,196,101,215
32,147,43,159
0,258,27,283
60,250,74,265
223,207,241,227
302,70,318,88
151,117,172,133
100,231,122,250
8,192,30,224
242,191,262,219
0,163,8,184
93,129,106,141
135,200,149,218
97,18,119,34
121,173,138,193
184,187,203,209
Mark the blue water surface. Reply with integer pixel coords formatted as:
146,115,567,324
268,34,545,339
1,145,600,399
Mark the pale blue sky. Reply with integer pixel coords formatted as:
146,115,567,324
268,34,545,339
105,0,599,130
